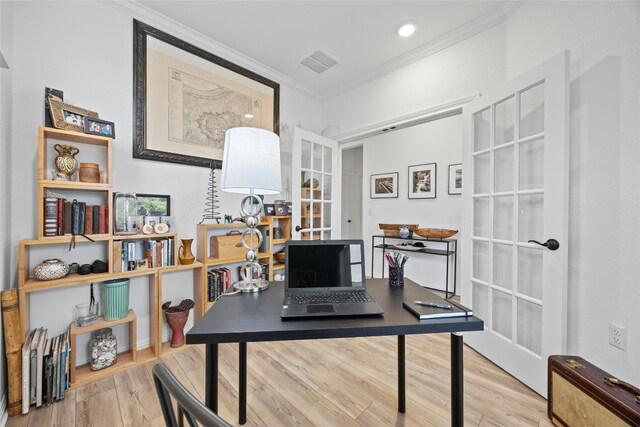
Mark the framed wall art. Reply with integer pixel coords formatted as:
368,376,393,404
370,172,398,199
448,163,462,195
408,163,436,199
48,97,99,133
133,20,280,169
136,194,171,216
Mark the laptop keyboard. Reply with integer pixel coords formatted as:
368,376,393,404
287,291,375,305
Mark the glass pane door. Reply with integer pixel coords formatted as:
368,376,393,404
293,128,339,240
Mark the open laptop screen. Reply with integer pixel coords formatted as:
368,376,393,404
285,240,365,290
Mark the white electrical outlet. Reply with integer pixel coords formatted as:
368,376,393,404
609,322,627,351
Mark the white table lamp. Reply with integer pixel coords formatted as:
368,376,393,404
220,127,282,292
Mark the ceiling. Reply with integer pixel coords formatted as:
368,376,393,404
136,1,517,100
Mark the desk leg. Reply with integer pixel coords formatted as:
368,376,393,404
451,332,463,427
398,335,406,413
239,342,247,425
206,343,218,413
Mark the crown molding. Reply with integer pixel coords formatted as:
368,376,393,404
335,93,478,146
100,0,322,101
322,5,512,102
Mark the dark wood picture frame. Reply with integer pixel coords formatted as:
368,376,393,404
84,117,116,138
133,20,280,169
136,193,171,216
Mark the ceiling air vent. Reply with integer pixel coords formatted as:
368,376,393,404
300,50,339,74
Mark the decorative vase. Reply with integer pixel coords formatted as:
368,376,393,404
89,328,117,371
54,144,80,180
178,239,195,265
33,259,69,281
162,299,195,347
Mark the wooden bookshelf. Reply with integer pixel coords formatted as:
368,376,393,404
17,127,204,391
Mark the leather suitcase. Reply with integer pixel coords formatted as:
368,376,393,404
548,355,640,426
210,230,256,259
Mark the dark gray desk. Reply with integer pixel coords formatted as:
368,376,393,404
186,278,483,426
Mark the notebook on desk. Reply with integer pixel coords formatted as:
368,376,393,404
403,299,473,320
281,239,384,319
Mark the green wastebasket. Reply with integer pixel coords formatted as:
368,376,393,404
102,278,130,321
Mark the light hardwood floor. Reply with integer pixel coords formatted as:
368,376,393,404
7,334,554,426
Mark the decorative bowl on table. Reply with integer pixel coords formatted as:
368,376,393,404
413,228,458,239
378,223,419,237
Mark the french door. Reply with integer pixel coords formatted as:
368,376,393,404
292,128,340,240
461,51,569,395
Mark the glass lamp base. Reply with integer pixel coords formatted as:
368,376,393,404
233,279,269,293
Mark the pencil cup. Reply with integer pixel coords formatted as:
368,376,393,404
388,266,404,287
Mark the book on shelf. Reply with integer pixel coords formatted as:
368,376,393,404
29,328,41,405
402,299,473,320
56,198,64,235
98,205,108,234
42,338,52,406
43,197,58,237
92,204,100,234
35,328,47,407
51,335,58,402
21,329,35,414
84,204,93,235
77,201,86,235
63,199,72,235
113,241,123,273
71,200,80,235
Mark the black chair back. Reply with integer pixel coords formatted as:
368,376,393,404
152,363,232,427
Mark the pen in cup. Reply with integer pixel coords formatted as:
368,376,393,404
413,301,453,310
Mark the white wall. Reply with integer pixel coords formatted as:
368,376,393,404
0,0,13,421
362,115,462,291
504,0,640,386
323,0,640,387
6,1,321,362
322,23,506,134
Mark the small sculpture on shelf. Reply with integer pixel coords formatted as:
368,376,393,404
162,299,194,348
199,162,221,224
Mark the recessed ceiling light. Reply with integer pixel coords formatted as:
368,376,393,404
244,113,254,119
396,21,417,38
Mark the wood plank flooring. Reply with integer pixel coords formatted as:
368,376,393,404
6,334,554,426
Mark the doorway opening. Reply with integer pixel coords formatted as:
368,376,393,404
341,146,363,239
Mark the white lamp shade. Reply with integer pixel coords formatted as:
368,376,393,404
220,127,282,195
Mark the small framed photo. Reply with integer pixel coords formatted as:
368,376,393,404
126,215,143,233
448,163,462,195
137,194,170,216
264,204,275,216
143,216,161,226
370,172,398,199
408,163,437,199
160,215,176,232
84,117,116,138
48,97,99,133
136,259,149,270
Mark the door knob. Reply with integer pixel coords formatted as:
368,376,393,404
528,238,560,251
347,219,352,223
295,225,302,232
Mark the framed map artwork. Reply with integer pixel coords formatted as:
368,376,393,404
133,20,280,168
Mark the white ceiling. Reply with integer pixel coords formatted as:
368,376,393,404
137,1,517,100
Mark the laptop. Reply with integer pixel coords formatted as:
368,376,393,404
281,239,384,318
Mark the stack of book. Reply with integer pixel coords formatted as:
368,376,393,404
207,268,231,301
43,197,108,237
21,327,71,413
112,238,174,272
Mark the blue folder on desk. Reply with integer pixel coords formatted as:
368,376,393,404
281,239,384,318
